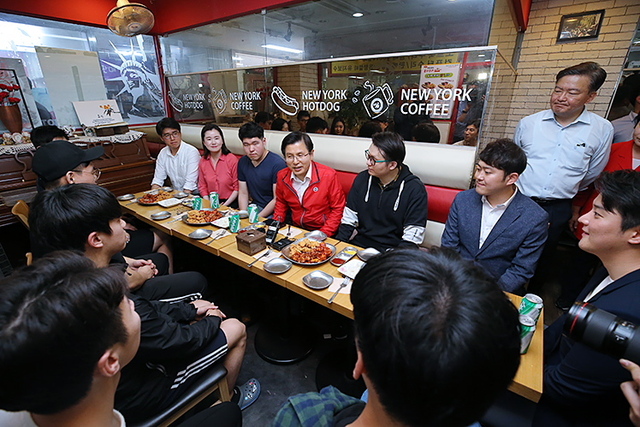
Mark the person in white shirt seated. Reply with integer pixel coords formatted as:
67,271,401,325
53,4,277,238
151,117,200,193
441,139,548,295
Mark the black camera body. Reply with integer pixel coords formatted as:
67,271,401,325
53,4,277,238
565,302,640,364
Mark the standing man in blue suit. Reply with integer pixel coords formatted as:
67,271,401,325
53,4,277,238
441,138,548,294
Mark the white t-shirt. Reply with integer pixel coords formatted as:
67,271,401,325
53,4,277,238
151,142,200,191
0,409,126,426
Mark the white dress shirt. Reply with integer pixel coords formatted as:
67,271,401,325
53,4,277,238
291,167,312,203
151,142,200,191
585,275,614,302
514,108,613,199
479,188,518,248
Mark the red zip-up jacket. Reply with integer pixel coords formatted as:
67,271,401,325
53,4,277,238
273,161,346,236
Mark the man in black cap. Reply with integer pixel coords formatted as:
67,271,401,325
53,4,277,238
32,139,175,272
32,139,104,189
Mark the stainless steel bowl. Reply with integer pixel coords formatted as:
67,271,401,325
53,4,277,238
162,186,174,192
188,228,213,239
302,270,334,290
304,230,327,241
238,210,249,219
117,194,135,201
150,211,171,220
357,247,381,261
263,258,292,274
174,191,189,199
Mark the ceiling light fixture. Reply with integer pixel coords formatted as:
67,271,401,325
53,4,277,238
261,44,303,54
352,12,364,18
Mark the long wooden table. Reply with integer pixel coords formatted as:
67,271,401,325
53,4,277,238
120,192,543,402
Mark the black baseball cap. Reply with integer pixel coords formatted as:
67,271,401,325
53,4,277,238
32,140,104,182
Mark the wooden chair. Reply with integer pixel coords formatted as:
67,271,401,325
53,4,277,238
130,364,230,427
11,200,29,230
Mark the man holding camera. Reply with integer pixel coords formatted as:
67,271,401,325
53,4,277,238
534,170,640,426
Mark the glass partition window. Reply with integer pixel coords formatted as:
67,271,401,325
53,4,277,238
0,12,165,128
160,0,495,75
166,47,496,145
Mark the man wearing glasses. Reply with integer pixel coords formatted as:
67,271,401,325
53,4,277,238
151,117,200,194
273,132,346,236
336,132,428,251
32,138,104,191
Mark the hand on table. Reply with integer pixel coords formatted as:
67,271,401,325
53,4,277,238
620,359,640,427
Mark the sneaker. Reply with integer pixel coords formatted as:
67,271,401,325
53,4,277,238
231,378,260,410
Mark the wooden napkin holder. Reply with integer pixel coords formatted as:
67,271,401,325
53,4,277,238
236,230,266,255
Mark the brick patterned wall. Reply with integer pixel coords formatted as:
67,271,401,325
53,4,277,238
485,0,639,142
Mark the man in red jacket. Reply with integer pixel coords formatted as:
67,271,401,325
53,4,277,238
273,132,346,236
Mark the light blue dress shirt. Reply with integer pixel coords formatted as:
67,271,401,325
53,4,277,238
514,108,613,199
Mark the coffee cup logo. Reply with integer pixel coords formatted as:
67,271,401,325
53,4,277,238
356,81,394,119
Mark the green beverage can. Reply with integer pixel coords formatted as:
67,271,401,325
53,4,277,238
192,197,203,210
519,293,544,323
519,315,536,354
229,214,241,233
248,204,259,223
209,192,220,209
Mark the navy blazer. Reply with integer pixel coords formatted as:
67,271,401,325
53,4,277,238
441,189,548,293
534,268,640,426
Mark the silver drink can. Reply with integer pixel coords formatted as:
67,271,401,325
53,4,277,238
519,315,536,354
209,192,220,209
519,293,544,323
248,204,259,223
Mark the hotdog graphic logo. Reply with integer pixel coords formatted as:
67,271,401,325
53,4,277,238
271,86,300,116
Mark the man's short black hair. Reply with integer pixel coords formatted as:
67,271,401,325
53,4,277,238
297,110,310,120
556,62,607,92
281,132,313,155
479,138,527,176
351,248,521,427
595,170,640,232
371,131,406,164
412,122,440,143
358,121,383,138
254,111,272,124
0,252,128,414
30,125,68,148
201,122,230,157
30,184,122,257
238,121,264,140
306,117,328,133
156,117,181,136
468,119,481,129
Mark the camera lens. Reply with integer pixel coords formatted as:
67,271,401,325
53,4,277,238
565,302,640,364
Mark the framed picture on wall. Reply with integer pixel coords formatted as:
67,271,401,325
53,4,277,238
557,10,605,42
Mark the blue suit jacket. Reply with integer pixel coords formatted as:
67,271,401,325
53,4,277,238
533,268,640,426
441,188,548,293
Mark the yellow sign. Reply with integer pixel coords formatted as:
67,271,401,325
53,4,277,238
329,53,461,75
